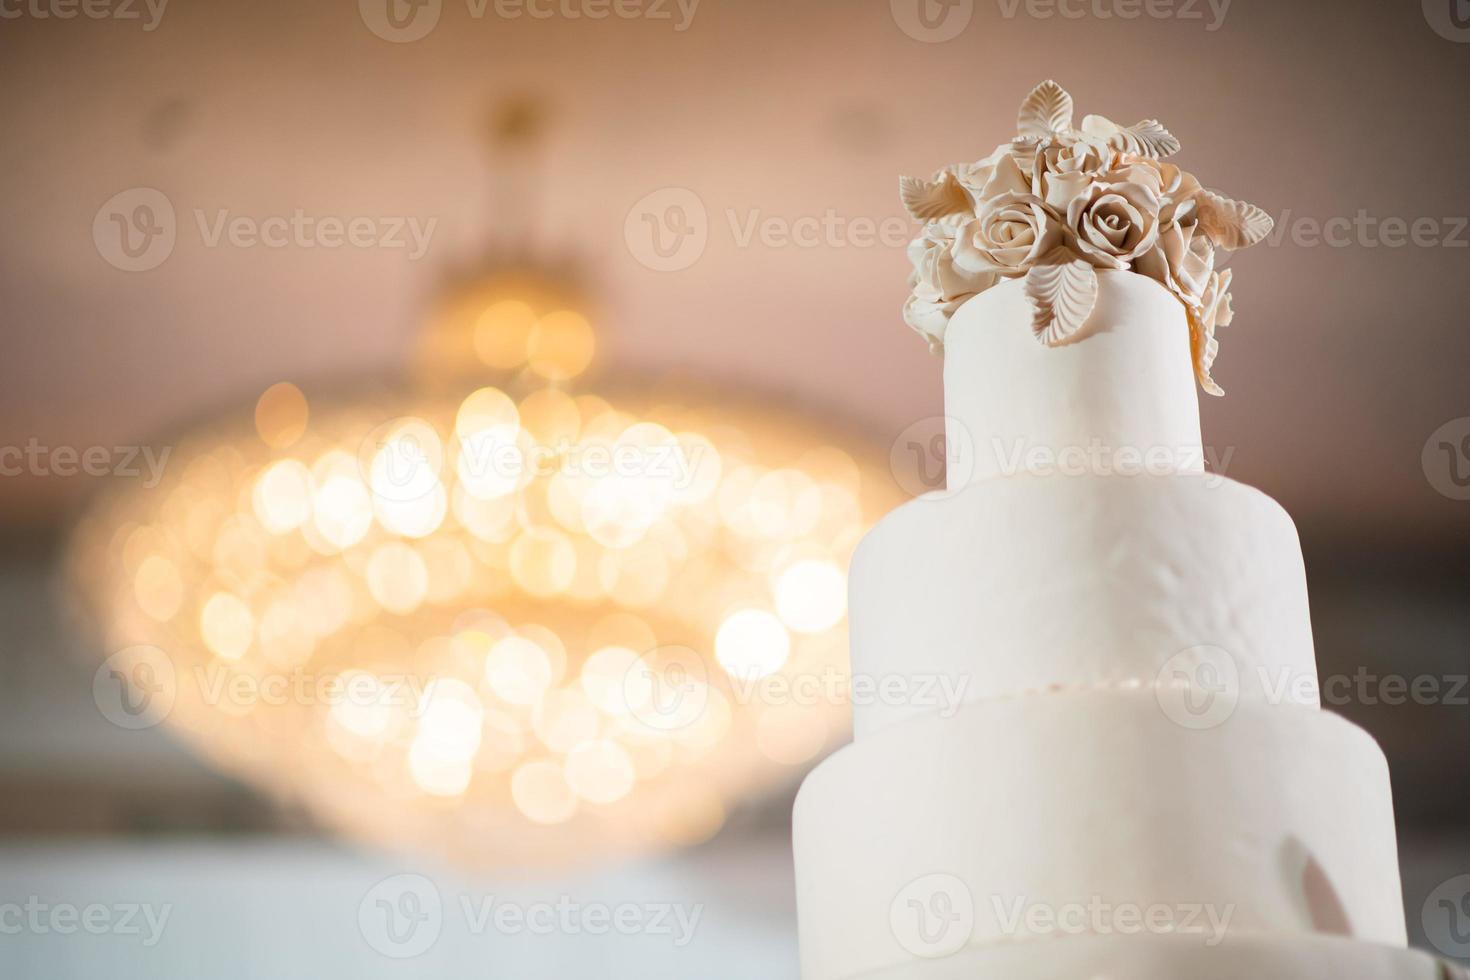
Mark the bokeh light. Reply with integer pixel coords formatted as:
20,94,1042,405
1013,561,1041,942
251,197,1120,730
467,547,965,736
67,290,899,871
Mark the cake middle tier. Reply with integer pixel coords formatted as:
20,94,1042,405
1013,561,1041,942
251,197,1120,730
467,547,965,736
849,472,1320,737
792,691,1406,980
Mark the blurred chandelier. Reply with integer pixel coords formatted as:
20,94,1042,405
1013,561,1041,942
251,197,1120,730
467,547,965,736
67,104,898,870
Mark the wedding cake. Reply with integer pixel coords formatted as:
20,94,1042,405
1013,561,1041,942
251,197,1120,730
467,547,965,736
791,82,1455,979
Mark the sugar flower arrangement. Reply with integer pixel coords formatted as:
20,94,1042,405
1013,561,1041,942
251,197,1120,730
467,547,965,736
901,80,1272,394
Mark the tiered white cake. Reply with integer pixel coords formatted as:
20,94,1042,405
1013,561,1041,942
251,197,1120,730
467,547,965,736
792,84,1452,980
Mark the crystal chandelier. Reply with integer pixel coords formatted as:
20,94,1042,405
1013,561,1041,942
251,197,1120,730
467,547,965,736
67,251,899,868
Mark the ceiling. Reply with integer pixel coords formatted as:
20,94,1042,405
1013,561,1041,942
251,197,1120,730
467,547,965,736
1,0,1468,551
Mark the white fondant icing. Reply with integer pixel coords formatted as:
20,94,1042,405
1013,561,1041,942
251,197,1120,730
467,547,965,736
942,273,1203,488
792,692,1406,980
849,933,1453,980
848,471,1318,737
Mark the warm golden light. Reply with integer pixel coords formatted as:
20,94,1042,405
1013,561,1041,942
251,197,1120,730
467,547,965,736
715,608,791,680
527,310,595,381
511,759,579,825
365,542,429,614
774,559,848,634
564,739,636,804
756,704,829,766
252,459,314,534
254,381,309,449
200,591,255,661
311,474,373,550
68,289,900,871
484,634,555,706
474,300,537,370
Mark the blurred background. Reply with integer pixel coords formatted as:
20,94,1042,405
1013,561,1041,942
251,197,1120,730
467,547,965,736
2,0,1469,975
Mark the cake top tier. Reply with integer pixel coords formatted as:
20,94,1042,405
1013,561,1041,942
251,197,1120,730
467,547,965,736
901,80,1272,395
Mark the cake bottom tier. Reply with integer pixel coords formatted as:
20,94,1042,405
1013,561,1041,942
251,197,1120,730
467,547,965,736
850,933,1458,980
793,690,1406,980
